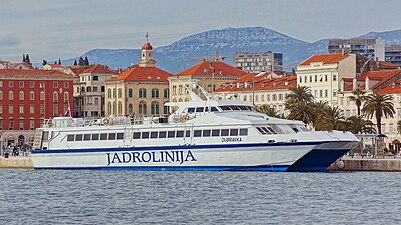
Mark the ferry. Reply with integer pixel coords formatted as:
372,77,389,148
31,84,359,172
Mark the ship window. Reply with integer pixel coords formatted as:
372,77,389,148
84,134,91,141
239,129,248,136
100,133,107,140
150,132,158,139
292,128,299,133
211,107,219,112
221,129,229,136
230,129,238,136
256,127,266,134
133,132,141,139
194,130,202,137
188,108,195,113
220,106,231,111
159,131,167,138
117,133,124,140
212,129,220,136
168,131,175,138
142,132,150,139
245,106,253,111
261,127,271,134
268,140,275,143
185,130,191,137
202,130,211,137
205,107,209,112
108,133,116,140
176,131,184,138
196,107,204,112
67,135,74,141
230,105,241,110
92,134,99,140
75,134,83,141
239,106,248,110
267,127,277,134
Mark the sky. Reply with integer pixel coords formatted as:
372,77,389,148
1,0,401,62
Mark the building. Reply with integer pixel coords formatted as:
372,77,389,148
0,69,74,147
169,61,247,103
296,53,373,106
234,52,283,73
328,38,385,61
73,64,118,118
105,38,173,117
0,60,33,70
385,46,401,66
215,73,296,115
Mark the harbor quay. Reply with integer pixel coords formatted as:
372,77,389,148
0,155,33,169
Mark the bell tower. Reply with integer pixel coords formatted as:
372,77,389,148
138,33,156,67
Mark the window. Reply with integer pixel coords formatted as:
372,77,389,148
133,132,141,139
211,107,218,112
176,131,184,138
128,104,133,114
93,76,98,81
117,133,124,140
53,82,58,88
53,105,58,116
9,91,13,100
196,107,204,113
256,127,266,134
151,132,158,139
139,88,146,98
19,81,24,87
159,131,167,138
40,91,45,100
142,132,150,139
299,77,302,83
0,91,2,100
108,89,112,98
19,105,24,114
19,119,24,130
0,105,2,114
92,134,99,140
53,92,58,103
84,134,91,141
118,88,122,98
29,105,34,114
186,130,190,137
168,131,175,138
139,101,147,115
100,133,108,140
108,133,116,140
19,91,24,100
333,74,337,81
164,89,169,98
194,130,202,137
325,89,328,98
212,129,220,136
230,129,238,136
315,75,317,82
9,81,13,87
128,88,133,97
67,135,74,141
304,76,307,83
0,81,2,87
152,88,159,98
9,105,13,114
202,130,211,137
221,129,229,136
75,134,83,141
309,76,312,82
239,128,248,136
151,101,160,115
64,92,69,102
30,91,34,100
325,74,328,82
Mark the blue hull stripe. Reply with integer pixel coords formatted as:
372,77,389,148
31,141,353,154
34,165,290,172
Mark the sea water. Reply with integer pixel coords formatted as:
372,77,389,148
1,170,401,225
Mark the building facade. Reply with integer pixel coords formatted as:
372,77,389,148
385,46,401,66
234,52,283,73
0,69,74,147
105,39,173,117
328,38,385,61
73,64,117,118
169,61,247,103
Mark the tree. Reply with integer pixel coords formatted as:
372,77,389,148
287,101,316,126
257,104,283,118
73,59,77,66
346,116,376,134
58,58,61,65
362,93,395,134
78,57,84,66
84,56,89,66
42,59,47,66
25,54,30,64
314,106,347,131
22,54,26,62
348,88,367,116
311,101,330,127
286,85,314,105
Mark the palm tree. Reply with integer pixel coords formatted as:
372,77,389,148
287,101,316,126
348,88,367,116
345,116,376,134
311,101,330,127
397,120,401,134
314,106,347,131
362,93,395,134
257,104,282,118
285,85,314,111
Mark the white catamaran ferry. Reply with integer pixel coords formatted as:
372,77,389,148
31,84,359,172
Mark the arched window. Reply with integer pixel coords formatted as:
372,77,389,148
0,91,2,100
113,88,116,98
107,102,112,115
178,98,183,102
163,102,169,115
178,85,183,95
113,102,116,115
164,89,169,98
118,101,122,115
128,104,133,114
81,87,85,93
86,86,91,92
30,91,34,100
207,84,212,91
8,91,13,100
118,88,122,98
128,88,133,98
172,98,177,102
53,92,58,103
107,88,112,98
151,101,159,115
139,101,147,115
172,85,177,95
184,98,189,102
64,92,69,102
40,91,45,101
19,91,24,100
152,88,159,98
139,88,147,98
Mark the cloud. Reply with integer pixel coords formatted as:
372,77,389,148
0,36,21,47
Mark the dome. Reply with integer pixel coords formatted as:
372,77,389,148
142,42,153,50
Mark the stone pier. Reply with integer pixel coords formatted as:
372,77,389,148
329,156,401,172
0,156,33,169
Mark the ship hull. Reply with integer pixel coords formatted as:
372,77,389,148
32,141,358,172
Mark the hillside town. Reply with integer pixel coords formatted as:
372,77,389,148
1,36,401,153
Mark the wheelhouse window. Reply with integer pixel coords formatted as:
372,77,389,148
100,133,107,140
176,131,184,138
142,132,150,139
230,129,238,136
75,134,83,141
196,107,204,113
84,134,91,141
221,129,229,136
67,135,74,141
194,130,202,137
117,133,124,140
159,131,167,138
133,132,141,139
92,134,99,140
168,131,175,138
202,130,211,137
239,128,248,136
212,129,220,136
108,133,116,140
150,132,158,139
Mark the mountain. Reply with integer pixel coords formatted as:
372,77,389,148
60,27,401,74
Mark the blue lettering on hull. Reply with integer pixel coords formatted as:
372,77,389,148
106,150,197,166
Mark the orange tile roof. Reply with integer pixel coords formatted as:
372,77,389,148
215,76,296,92
299,53,350,66
0,69,70,77
379,61,399,67
377,80,401,94
46,63,63,67
358,69,401,89
107,67,173,82
82,64,117,74
68,67,86,75
176,61,247,77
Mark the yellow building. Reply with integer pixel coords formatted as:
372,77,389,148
105,39,173,117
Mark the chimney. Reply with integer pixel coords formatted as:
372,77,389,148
365,77,369,91
353,78,357,90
